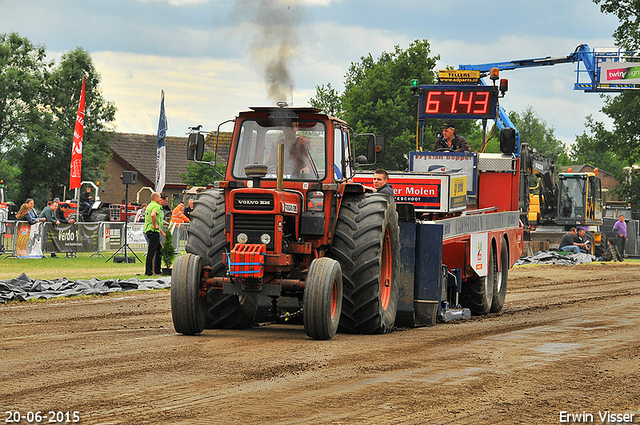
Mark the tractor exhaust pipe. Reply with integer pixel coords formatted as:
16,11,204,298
277,143,284,192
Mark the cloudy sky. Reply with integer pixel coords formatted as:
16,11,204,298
0,0,622,146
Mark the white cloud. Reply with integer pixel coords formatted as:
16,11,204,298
93,51,264,136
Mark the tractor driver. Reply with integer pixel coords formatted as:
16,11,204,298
267,123,312,176
433,122,470,152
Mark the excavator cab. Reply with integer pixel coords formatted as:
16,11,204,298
557,172,603,226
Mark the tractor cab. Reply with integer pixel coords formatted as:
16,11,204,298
557,172,603,227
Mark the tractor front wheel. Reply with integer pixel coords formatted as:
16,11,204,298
186,189,258,329
171,253,206,335
303,257,343,340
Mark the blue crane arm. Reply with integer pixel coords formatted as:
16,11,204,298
459,44,638,93
459,44,591,77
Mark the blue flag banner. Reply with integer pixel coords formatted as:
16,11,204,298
155,91,167,193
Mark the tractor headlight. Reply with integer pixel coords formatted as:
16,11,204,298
260,233,271,245
237,233,249,244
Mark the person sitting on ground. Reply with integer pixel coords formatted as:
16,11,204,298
433,122,471,152
574,228,590,254
559,227,581,254
598,238,623,262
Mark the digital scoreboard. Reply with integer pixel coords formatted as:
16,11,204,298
418,85,499,120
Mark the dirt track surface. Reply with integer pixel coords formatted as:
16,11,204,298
2,262,640,425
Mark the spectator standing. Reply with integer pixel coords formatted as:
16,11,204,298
40,201,61,226
612,215,627,259
40,201,61,257
15,204,29,221
170,201,190,225
144,192,167,276
184,199,194,220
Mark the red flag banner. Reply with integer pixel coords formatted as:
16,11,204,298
70,76,86,190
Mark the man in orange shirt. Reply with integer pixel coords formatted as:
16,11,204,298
170,201,190,225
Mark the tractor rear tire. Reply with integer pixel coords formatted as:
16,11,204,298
461,244,495,315
303,257,343,340
171,253,206,335
490,240,509,313
186,189,258,329
329,193,400,334
89,206,110,223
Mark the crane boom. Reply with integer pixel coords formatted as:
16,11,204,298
460,44,639,93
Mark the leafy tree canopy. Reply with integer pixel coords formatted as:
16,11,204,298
593,0,640,50
508,106,567,164
569,115,625,177
0,33,116,207
311,39,450,171
582,0,640,208
179,152,226,187
0,33,50,162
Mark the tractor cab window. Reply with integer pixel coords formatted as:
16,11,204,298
232,120,326,180
333,128,351,181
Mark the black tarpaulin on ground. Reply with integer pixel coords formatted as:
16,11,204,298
0,273,171,303
515,250,596,266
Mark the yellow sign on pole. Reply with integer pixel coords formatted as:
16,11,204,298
438,70,480,84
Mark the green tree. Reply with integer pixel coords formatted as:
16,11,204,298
569,116,625,176
309,40,443,170
310,40,488,170
342,40,442,170
308,82,343,119
593,0,640,50
0,33,50,162
508,106,567,164
588,0,640,207
179,152,227,187
17,47,116,204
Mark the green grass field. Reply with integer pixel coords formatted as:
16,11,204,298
0,251,175,281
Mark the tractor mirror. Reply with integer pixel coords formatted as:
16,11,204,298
366,135,385,163
187,132,206,161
